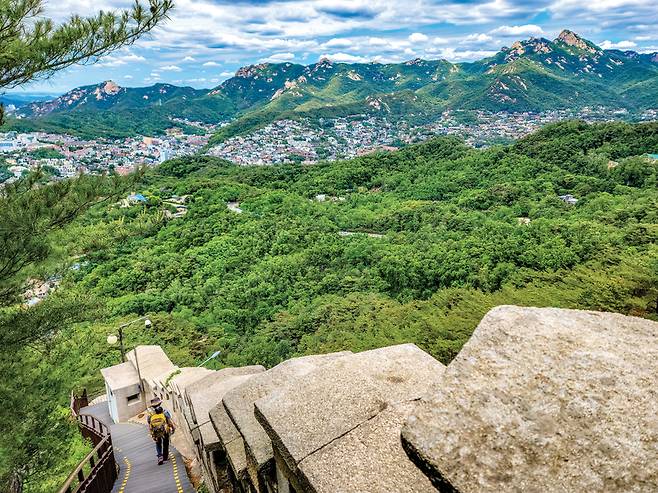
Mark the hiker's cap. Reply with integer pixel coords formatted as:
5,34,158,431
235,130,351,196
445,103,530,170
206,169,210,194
150,397,162,406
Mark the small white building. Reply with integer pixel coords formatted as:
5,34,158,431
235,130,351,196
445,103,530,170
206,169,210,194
101,345,176,423
100,361,144,423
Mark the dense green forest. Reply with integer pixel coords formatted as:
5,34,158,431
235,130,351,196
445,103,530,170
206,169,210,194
3,120,658,491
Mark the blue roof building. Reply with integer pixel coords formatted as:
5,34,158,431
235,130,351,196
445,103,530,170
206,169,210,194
128,193,148,203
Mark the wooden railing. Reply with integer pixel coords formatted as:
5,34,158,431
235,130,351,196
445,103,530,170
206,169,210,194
58,391,118,493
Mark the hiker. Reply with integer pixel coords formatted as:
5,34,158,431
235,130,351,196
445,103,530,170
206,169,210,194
147,397,176,465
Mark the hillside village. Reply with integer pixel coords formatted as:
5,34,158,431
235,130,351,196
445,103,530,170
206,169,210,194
2,105,643,181
208,107,645,164
0,130,210,184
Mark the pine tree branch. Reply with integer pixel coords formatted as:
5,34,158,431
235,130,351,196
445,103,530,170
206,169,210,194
0,0,173,89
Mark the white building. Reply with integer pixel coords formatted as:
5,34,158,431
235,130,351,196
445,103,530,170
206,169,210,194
100,345,177,423
159,147,173,163
100,361,144,423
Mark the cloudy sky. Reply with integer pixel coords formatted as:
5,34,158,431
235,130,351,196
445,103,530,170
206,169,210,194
16,0,658,94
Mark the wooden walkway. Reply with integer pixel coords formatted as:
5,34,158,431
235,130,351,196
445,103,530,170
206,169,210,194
81,403,194,493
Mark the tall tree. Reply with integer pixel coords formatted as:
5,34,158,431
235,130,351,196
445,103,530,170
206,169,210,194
0,1,172,491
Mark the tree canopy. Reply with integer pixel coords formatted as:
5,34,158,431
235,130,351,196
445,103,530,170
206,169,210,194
0,1,171,490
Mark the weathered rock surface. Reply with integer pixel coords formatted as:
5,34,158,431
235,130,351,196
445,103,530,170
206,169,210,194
210,402,250,480
402,306,658,493
221,352,351,472
187,366,265,448
168,367,214,395
255,344,444,471
299,401,437,493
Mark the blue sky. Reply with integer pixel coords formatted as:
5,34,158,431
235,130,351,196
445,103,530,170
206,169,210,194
15,0,658,94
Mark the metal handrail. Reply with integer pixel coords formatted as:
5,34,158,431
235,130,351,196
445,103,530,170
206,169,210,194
57,435,112,493
58,391,118,493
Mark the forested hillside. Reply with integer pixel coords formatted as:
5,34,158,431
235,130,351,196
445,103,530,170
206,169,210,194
62,121,658,366
5,121,658,491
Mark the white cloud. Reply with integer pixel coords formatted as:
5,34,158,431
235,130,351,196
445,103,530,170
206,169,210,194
408,32,429,43
463,33,493,43
124,75,133,79
203,61,221,67
491,24,544,36
95,52,146,68
368,37,388,46
323,38,353,48
599,40,637,49
433,37,450,45
259,52,296,63
319,52,371,63
220,71,234,77
183,56,196,62
161,65,182,72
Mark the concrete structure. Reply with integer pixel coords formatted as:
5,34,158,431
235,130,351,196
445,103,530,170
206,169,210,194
402,306,658,493
98,307,658,493
186,366,266,492
126,345,177,398
219,352,351,492
100,361,144,423
99,345,177,424
255,344,444,493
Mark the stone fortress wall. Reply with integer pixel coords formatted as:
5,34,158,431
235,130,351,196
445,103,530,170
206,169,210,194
106,306,658,493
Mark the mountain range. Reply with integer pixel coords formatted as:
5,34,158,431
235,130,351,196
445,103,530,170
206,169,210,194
6,30,658,140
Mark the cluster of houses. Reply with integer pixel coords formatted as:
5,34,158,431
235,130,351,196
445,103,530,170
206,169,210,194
99,305,657,492
0,131,210,186
23,276,61,306
207,106,645,165
207,117,406,165
427,107,635,147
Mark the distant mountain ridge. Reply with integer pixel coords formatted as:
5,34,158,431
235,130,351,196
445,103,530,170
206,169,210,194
19,81,205,117
8,30,658,139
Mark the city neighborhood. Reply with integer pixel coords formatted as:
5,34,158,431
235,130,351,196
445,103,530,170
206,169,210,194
0,129,211,184
1,107,656,182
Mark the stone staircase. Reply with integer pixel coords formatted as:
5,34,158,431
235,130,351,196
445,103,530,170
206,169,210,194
99,306,658,493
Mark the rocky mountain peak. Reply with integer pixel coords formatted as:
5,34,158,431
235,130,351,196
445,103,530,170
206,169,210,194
235,63,271,78
404,58,426,66
93,80,121,100
102,80,120,93
556,30,599,54
504,37,553,61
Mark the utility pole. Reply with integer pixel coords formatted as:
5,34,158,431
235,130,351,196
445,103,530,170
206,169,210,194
109,316,152,362
108,316,153,402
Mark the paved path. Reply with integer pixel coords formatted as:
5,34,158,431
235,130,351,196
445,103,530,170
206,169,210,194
81,403,194,493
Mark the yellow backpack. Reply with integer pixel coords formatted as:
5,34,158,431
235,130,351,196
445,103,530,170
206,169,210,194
149,412,168,438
